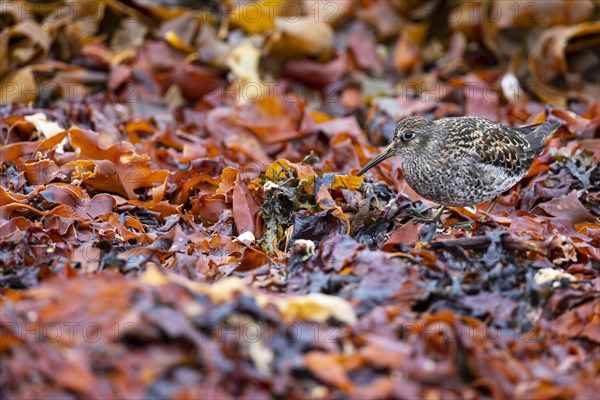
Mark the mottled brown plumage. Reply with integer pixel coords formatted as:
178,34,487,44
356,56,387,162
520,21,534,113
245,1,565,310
357,116,559,207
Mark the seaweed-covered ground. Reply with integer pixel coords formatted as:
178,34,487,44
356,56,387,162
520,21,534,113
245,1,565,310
1,1,599,399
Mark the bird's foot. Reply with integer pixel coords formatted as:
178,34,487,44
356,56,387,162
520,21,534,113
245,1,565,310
412,215,442,225
448,213,489,230
449,220,475,230
405,206,445,226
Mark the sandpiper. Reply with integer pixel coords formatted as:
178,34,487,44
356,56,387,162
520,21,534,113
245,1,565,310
357,116,560,221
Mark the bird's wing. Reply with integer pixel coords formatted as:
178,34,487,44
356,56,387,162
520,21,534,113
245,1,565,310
475,127,534,174
437,117,535,175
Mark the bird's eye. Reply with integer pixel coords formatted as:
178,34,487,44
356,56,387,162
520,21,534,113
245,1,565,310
402,131,415,141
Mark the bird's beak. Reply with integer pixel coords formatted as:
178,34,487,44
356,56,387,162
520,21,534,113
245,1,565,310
357,143,395,176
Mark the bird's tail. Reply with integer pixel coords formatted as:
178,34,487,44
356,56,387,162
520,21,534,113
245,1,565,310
525,117,563,152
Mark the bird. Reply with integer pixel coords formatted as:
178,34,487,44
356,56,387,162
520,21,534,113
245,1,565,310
357,116,560,222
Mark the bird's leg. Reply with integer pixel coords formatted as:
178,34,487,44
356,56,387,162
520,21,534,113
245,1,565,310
409,205,446,225
432,205,446,220
449,196,501,229
485,195,500,213
479,195,500,222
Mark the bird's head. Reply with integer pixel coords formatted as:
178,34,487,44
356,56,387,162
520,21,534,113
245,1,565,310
357,116,433,176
